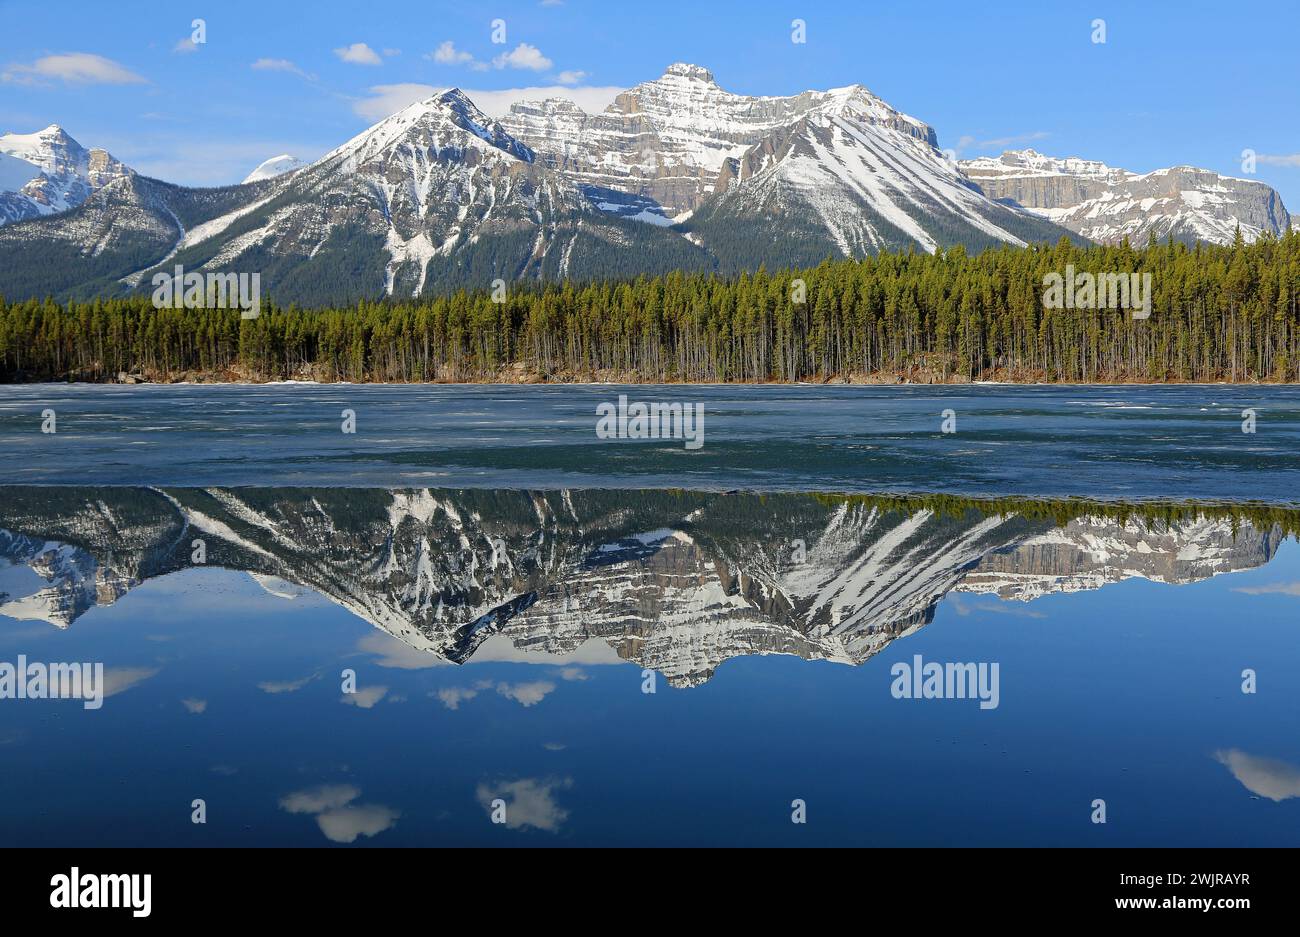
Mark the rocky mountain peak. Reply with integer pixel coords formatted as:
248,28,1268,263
0,124,130,225
661,62,717,83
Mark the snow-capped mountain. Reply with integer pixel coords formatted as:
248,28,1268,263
241,154,307,183
0,66,1074,304
0,125,131,225
0,487,1282,687
502,63,1069,261
959,149,1293,246
0,88,711,304
1,66,1291,304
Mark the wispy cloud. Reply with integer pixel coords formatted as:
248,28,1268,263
102,666,160,697
250,58,315,81
1234,581,1300,595
428,41,484,69
257,673,317,694
181,698,207,714
334,43,382,66
3,52,146,86
953,130,1051,157
949,596,1046,619
173,38,200,55
1257,154,1300,168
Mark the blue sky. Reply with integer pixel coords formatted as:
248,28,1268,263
1,0,1297,207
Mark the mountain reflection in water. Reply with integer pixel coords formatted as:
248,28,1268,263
1,487,1291,688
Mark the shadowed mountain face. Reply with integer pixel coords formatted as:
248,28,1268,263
0,488,1286,686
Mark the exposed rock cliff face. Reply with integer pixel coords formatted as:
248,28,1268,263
500,63,1067,257
960,149,1292,245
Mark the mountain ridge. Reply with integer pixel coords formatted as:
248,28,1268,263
0,65,1288,305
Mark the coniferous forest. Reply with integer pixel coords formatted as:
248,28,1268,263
3,232,1299,384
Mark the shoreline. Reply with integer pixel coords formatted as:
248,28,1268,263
4,371,1297,388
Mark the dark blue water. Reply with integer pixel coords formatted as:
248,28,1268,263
2,383,1299,501
2,543,1298,847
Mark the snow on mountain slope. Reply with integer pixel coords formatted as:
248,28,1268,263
502,64,1068,256
0,125,131,225
500,63,845,220
693,86,1046,257
242,154,307,183
108,88,707,301
960,149,1293,245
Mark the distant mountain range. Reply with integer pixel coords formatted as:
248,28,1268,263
0,64,1293,305
960,149,1293,246
0,488,1283,687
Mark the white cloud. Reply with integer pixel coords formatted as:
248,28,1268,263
493,43,553,72
556,667,587,681
430,41,477,66
555,70,587,85
435,679,501,710
173,38,199,55
1214,749,1300,802
181,698,207,714
280,784,360,814
3,52,146,86
495,680,556,707
352,83,623,122
352,83,445,121
334,43,383,66
315,804,400,843
341,685,389,709
436,686,480,710
1258,154,1300,168
279,784,399,843
476,777,573,832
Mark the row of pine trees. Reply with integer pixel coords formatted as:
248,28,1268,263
3,232,1299,384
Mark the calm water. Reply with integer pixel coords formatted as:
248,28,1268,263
1,485,1298,846
2,383,1299,846
1,383,1299,501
